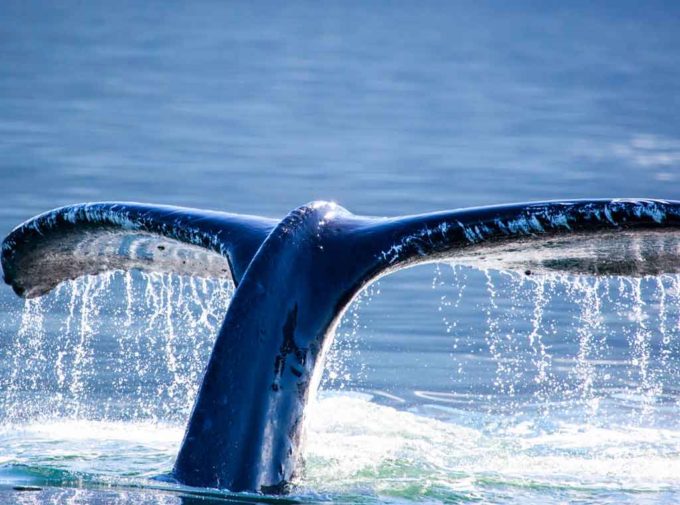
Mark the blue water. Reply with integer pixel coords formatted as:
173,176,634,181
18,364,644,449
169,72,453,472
1,1,679,503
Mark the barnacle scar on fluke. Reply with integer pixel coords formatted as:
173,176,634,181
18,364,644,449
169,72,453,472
2,199,680,493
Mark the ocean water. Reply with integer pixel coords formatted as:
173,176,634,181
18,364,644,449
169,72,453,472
1,1,679,503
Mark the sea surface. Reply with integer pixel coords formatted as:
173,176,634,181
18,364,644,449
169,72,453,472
1,2,679,504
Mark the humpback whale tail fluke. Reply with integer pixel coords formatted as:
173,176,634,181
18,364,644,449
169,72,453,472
2,198,680,494
1,202,277,298
371,199,680,277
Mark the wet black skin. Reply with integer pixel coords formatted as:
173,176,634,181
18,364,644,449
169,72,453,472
2,199,680,494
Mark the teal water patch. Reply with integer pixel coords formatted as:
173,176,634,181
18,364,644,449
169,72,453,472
1,394,679,504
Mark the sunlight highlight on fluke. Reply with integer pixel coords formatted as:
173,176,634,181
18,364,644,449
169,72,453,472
1,198,680,497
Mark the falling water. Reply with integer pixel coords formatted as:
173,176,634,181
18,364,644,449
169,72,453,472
2,267,679,425
432,265,680,426
0,266,679,503
0,271,234,424
0,270,381,425
322,283,379,390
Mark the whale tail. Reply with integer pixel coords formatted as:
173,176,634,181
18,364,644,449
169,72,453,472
365,199,680,277
1,202,277,298
2,198,680,493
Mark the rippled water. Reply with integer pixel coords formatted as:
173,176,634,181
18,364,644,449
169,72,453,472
1,1,679,503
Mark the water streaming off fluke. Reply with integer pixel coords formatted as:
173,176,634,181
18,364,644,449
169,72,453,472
0,272,234,424
0,264,679,503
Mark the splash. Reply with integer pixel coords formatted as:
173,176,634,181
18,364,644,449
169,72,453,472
302,393,680,499
0,272,234,424
322,283,380,390
432,266,680,425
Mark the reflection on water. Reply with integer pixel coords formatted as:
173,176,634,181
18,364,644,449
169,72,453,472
1,1,680,503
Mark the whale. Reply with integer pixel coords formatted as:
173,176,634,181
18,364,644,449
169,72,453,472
2,198,680,493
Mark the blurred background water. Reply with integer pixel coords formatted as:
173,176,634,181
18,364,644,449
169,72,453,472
0,1,679,504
